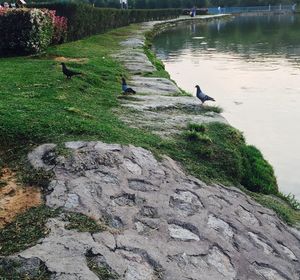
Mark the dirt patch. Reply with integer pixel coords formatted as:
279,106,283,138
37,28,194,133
0,168,42,229
53,56,88,63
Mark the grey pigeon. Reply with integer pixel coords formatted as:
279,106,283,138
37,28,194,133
195,85,215,104
122,78,136,94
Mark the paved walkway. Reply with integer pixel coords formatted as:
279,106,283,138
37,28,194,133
115,16,228,138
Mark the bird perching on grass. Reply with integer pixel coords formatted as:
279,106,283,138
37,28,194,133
195,85,215,104
122,77,136,94
61,63,82,79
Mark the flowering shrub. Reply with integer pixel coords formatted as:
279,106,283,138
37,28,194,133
0,8,54,55
49,10,68,44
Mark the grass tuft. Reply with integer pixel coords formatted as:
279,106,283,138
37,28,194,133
187,123,207,133
200,105,223,114
87,260,118,280
65,212,106,233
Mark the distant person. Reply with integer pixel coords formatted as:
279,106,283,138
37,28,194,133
190,7,196,17
192,6,196,17
292,3,297,12
218,6,221,14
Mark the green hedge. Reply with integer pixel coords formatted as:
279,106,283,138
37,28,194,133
181,123,278,195
241,145,278,194
29,3,181,41
0,9,53,55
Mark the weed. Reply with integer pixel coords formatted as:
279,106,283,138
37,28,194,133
19,164,54,194
187,123,206,133
200,105,223,114
87,261,118,280
65,212,106,233
251,193,300,226
277,192,300,210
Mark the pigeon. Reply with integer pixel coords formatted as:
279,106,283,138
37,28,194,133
195,85,215,104
122,78,136,94
61,63,82,79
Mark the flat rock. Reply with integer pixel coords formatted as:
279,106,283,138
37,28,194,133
131,76,181,95
114,21,227,138
6,142,299,280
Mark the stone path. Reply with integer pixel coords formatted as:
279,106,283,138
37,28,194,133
9,141,300,279
114,18,227,138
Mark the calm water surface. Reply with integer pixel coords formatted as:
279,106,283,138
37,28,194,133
153,15,300,199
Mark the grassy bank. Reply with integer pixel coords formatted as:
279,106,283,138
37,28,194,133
0,21,299,256
0,24,161,165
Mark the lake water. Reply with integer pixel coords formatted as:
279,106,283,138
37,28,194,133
153,15,300,199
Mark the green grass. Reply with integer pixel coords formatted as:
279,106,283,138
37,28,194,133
0,24,162,169
199,105,223,114
65,212,106,233
0,206,60,256
162,122,278,194
250,192,300,226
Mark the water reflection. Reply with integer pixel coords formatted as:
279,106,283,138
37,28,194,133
153,15,300,199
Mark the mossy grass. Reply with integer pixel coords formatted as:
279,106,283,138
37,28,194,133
0,206,60,256
86,257,118,280
87,257,120,280
65,212,106,233
0,259,51,280
200,105,223,114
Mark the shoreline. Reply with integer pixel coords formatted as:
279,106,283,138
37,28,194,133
148,14,300,202
115,15,300,226
0,14,300,279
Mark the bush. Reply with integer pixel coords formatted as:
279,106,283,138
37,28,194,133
29,3,181,41
0,8,54,55
241,145,278,194
49,10,68,44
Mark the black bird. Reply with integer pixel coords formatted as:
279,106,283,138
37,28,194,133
122,78,136,94
195,85,215,104
61,63,82,79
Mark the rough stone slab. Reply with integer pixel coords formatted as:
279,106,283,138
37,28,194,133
113,20,226,138
28,143,57,170
114,50,156,74
8,142,300,279
120,38,145,48
131,76,181,95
